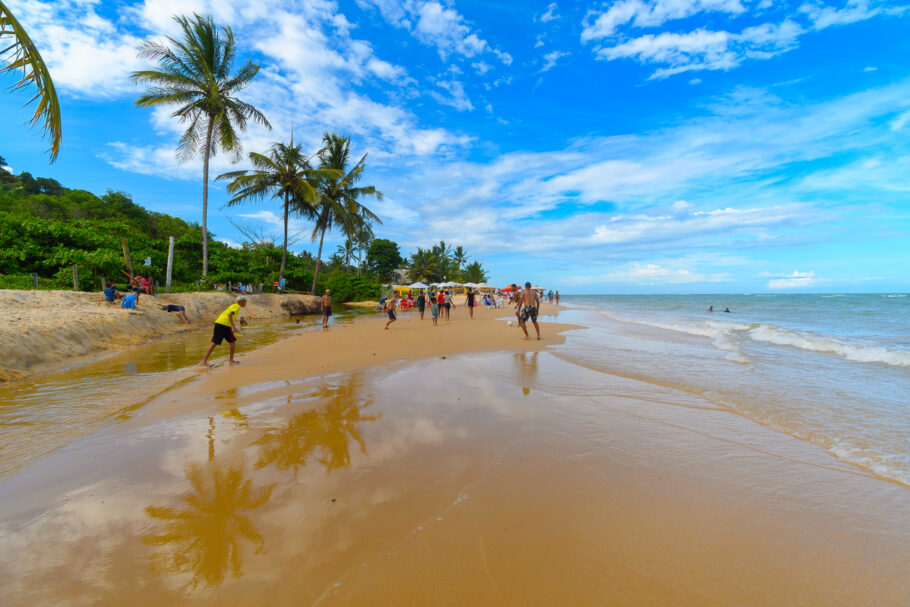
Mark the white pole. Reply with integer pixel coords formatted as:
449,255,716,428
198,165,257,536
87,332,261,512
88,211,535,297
166,236,175,294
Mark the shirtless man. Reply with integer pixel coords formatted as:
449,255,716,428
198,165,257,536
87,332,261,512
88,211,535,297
516,281,541,340
321,289,332,328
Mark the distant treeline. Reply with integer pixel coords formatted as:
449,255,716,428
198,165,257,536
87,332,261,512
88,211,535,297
0,160,384,301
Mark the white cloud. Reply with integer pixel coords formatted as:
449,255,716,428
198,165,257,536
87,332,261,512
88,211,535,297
4,0,144,96
581,0,905,78
767,270,819,289
595,21,803,79
540,50,570,72
539,3,561,23
431,79,474,111
357,0,510,64
581,0,745,42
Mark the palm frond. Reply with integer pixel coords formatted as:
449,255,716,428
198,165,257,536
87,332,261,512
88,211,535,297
0,0,61,161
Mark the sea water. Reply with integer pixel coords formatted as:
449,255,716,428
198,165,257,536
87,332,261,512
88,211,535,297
555,294,910,486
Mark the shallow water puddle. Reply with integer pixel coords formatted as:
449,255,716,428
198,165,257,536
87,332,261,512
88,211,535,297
0,351,908,606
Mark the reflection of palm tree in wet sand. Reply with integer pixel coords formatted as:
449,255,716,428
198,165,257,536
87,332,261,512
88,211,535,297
255,376,378,476
144,459,274,589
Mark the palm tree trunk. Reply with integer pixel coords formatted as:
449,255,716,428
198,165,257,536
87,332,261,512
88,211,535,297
201,118,214,277
279,190,289,285
311,226,326,294
357,243,362,277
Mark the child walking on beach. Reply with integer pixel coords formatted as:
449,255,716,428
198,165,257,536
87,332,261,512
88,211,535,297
431,297,438,326
200,296,247,367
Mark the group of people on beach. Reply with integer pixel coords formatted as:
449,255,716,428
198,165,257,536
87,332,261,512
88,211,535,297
103,281,191,323
196,281,555,367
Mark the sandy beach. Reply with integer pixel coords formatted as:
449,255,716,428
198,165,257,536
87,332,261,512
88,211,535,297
0,301,908,605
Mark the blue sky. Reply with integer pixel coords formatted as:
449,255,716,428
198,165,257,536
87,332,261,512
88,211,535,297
2,0,909,293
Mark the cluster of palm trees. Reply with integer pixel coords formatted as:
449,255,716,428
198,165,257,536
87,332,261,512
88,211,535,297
130,14,381,291
408,241,489,284
1,8,382,293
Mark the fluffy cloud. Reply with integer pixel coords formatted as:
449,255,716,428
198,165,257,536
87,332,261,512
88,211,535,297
581,0,904,78
581,0,745,41
356,0,510,63
767,270,819,289
539,3,561,23
540,50,570,72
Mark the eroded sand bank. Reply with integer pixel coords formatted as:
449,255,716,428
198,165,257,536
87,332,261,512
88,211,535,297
0,304,907,605
0,290,321,381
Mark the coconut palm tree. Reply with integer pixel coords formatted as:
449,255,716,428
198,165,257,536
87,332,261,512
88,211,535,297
451,245,468,275
131,14,271,277
308,132,382,293
1,1,61,161
335,238,356,272
462,260,489,283
352,210,375,276
216,136,327,285
408,248,440,282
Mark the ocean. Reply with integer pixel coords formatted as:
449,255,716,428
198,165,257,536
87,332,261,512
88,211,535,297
555,294,910,486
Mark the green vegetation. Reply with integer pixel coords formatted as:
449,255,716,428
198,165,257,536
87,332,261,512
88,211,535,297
0,160,383,301
407,240,489,284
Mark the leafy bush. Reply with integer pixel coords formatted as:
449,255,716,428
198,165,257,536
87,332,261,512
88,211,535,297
324,271,381,302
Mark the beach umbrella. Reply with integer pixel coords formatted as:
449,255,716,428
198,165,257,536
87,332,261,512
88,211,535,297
501,285,515,291
409,281,429,289
532,285,545,290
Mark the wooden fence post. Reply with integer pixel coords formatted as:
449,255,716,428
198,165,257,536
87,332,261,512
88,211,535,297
33,272,38,289
122,238,133,276
72,265,79,291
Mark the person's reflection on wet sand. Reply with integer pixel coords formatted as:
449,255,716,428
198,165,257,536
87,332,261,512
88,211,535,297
516,351,539,396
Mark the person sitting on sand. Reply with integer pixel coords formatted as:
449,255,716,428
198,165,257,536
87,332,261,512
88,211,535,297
103,283,123,304
200,296,247,367
120,288,140,309
322,289,332,328
161,304,190,324
384,295,397,330
517,281,541,341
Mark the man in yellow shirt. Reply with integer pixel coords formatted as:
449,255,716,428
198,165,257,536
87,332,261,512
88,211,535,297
200,296,247,367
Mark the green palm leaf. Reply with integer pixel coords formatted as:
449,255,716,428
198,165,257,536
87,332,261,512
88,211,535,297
0,0,62,161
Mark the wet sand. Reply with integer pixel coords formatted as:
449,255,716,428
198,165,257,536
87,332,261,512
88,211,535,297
0,304,908,605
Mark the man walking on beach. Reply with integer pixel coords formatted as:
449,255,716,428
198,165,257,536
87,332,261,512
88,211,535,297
322,289,332,328
200,296,246,367
517,281,541,341
417,290,426,320
466,287,475,320
385,295,397,330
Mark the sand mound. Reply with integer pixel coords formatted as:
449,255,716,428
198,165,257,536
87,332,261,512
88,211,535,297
0,290,320,381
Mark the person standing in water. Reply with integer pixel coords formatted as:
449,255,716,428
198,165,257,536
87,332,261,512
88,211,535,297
200,296,247,367
555,290,560,305
517,281,541,341
321,289,332,328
